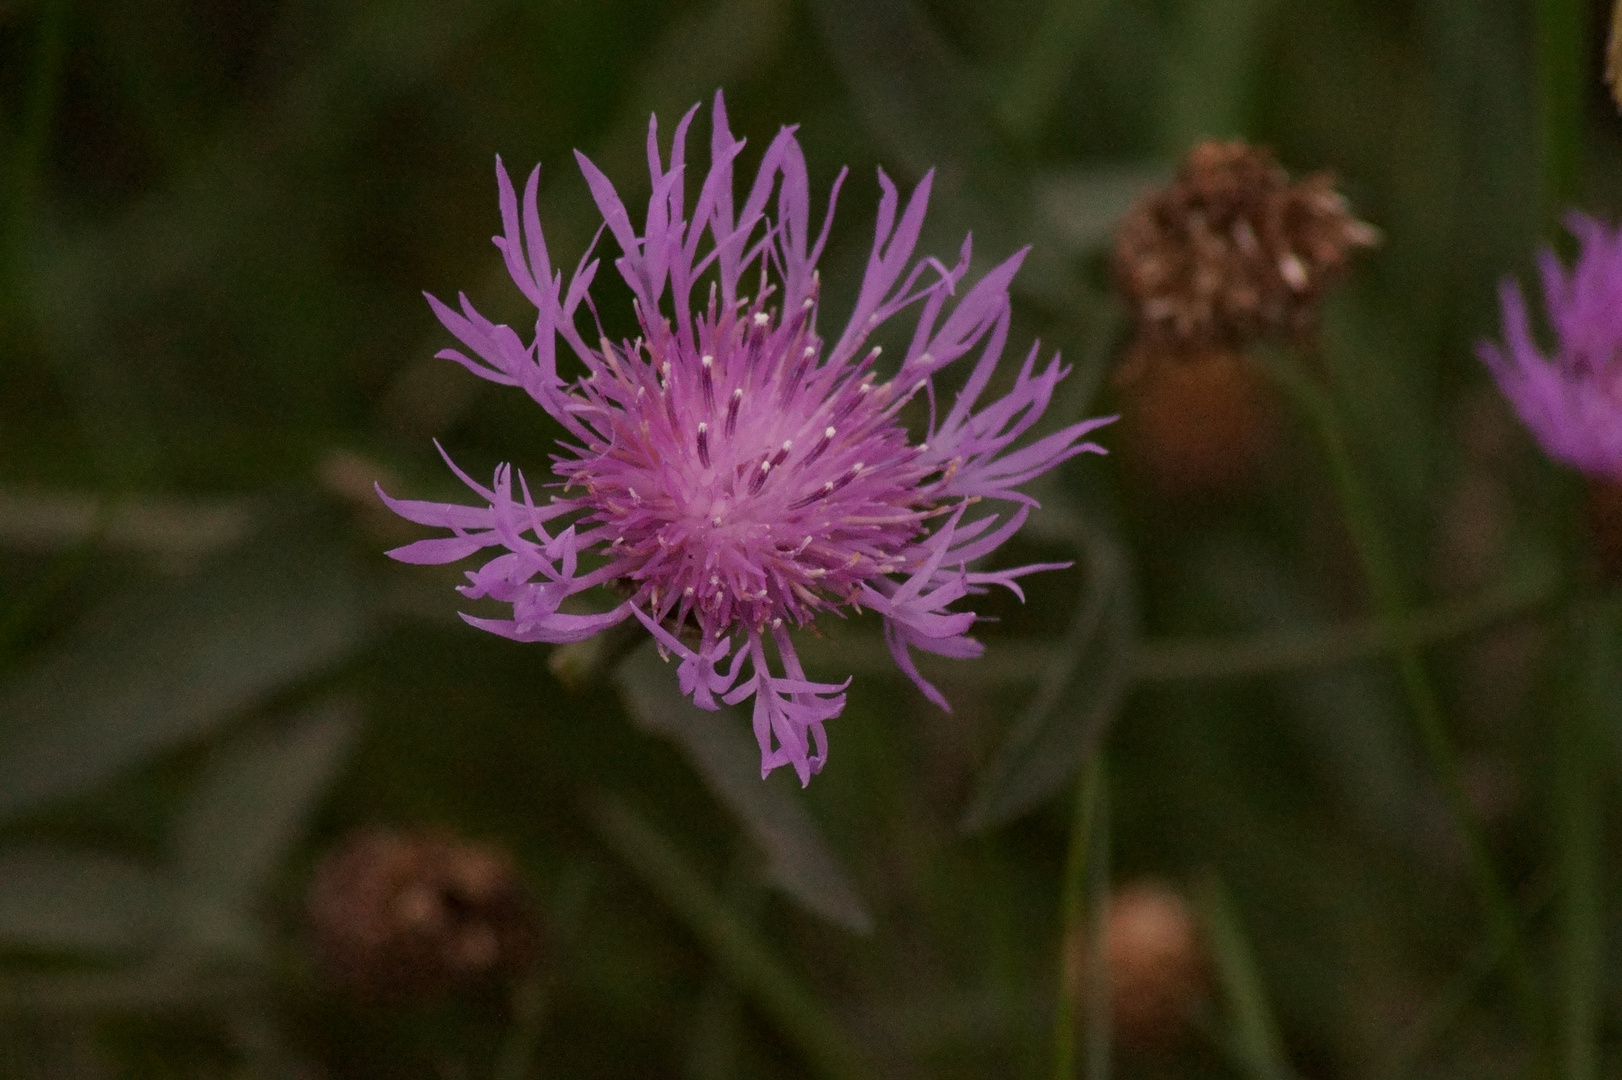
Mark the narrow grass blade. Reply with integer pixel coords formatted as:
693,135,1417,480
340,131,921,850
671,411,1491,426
1194,874,1292,1080
593,799,879,1080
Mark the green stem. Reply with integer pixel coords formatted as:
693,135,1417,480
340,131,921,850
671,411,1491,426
593,800,877,1080
1052,755,1106,1080
1534,0,1587,219
492,864,595,1080
1195,875,1292,1080
789,573,1559,688
1377,880,1558,1080
1259,350,1545,1052
492,966,551,1080
7,0,69,286
1553,602,1608,1080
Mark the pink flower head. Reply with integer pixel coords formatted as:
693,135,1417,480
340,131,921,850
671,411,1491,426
380,94,1112,785
1479,212,1622,480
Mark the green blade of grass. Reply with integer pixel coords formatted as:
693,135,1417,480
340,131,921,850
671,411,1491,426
1194,875,1292,1080
593,799,878,1080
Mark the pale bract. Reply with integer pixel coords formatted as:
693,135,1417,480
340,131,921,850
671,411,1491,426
380,94,1112,785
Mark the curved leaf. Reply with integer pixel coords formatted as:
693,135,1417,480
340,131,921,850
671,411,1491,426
0,529,371,824
961,504,1137,831
0,847,177,955
617,645,873,933
173,698,362,955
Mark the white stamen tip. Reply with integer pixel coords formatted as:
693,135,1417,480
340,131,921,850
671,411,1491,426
754,312,770,326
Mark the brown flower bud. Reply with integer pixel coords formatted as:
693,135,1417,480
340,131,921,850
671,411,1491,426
307,827,540,1003
1069,881,1207,1052
1113,140,1378,360
1116,346,1278,498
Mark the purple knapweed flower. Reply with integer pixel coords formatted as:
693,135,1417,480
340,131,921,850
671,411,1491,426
379,94,1112,785
1479,212,1622,479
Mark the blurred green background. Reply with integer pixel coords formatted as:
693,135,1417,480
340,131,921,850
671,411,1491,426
2,0,1620,1076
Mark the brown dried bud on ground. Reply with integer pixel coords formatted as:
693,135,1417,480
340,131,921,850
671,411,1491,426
1116,347,1278,498
307,827,540,1003
1069,881,1207,1052
1113,140,1378,364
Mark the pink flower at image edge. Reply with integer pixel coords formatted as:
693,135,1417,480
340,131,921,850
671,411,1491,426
1480,212,1622,480
378,93,1113,785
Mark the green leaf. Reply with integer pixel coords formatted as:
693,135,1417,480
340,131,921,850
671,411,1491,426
0,528,371,824
1195,874,1294,1080
593,799,879,1080
0,846,177,955
995,0,1114,144
1157,0,1283,152
806,0,1028,258
961,505,1137,831
172,698,362,957
1035,165,1168,256
0,965,250,1014
617,645,873,933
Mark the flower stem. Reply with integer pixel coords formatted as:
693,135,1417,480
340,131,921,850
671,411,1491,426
593,799,878,1080
1052,753,1108,1080
1553,600,1610,1080
1534,0,1588,220
1194,874,1292,1080
1258,349,1545,1052
6,0,68,278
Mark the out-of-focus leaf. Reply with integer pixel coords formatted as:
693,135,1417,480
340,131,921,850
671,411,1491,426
807,0,1027,259
594,799,879,1080
1036,165,1168,255
173,698,361,957
617,646,873,933
0,529,371,824
1196,874,1294,1080
0,964,251,1014
807,0,987,176
0,488,258,559
995,0,1113,143
1183,535,1422,850
1158,0,1282,151
0,847,177,955
961,504,1137,831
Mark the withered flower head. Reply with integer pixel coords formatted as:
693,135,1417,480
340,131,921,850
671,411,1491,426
307,827,540,1003
1113,140,1378,370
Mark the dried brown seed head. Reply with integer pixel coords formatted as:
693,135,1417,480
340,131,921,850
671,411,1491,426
1113,140,1377,359
307,827,541,1003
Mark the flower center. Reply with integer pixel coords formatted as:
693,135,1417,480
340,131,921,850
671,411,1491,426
566,299,932,635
